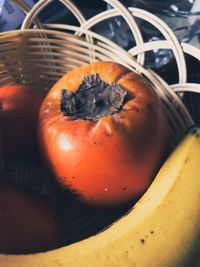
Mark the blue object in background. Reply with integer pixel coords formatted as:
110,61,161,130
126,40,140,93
0,0,75,32
0,0,35,31
0,0,5,18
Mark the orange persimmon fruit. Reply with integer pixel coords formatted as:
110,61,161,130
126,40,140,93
0,180,63,254
0,84,43,160
38,61,169,206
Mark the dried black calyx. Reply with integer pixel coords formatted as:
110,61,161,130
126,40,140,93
60,73,127,121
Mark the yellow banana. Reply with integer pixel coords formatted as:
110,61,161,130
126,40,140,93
1,127,200,267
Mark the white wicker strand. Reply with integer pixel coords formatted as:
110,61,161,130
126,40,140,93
171,83,200,94
128,40,172,55
182,43,200,61
21,0,85,30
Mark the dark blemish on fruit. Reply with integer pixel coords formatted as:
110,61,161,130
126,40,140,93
150,231,154,234
93,141,97,145
123,187,127,190
141,239,145,244
132,105,140,112
184,157,189,165
72,176,75,180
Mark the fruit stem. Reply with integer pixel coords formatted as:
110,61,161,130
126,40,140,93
60,74,127,121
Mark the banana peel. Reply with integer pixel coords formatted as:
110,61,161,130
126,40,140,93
1,127,200,267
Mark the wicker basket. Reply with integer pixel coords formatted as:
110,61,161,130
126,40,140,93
0,0,200,262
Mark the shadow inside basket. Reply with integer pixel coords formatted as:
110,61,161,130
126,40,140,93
0,159,137,249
